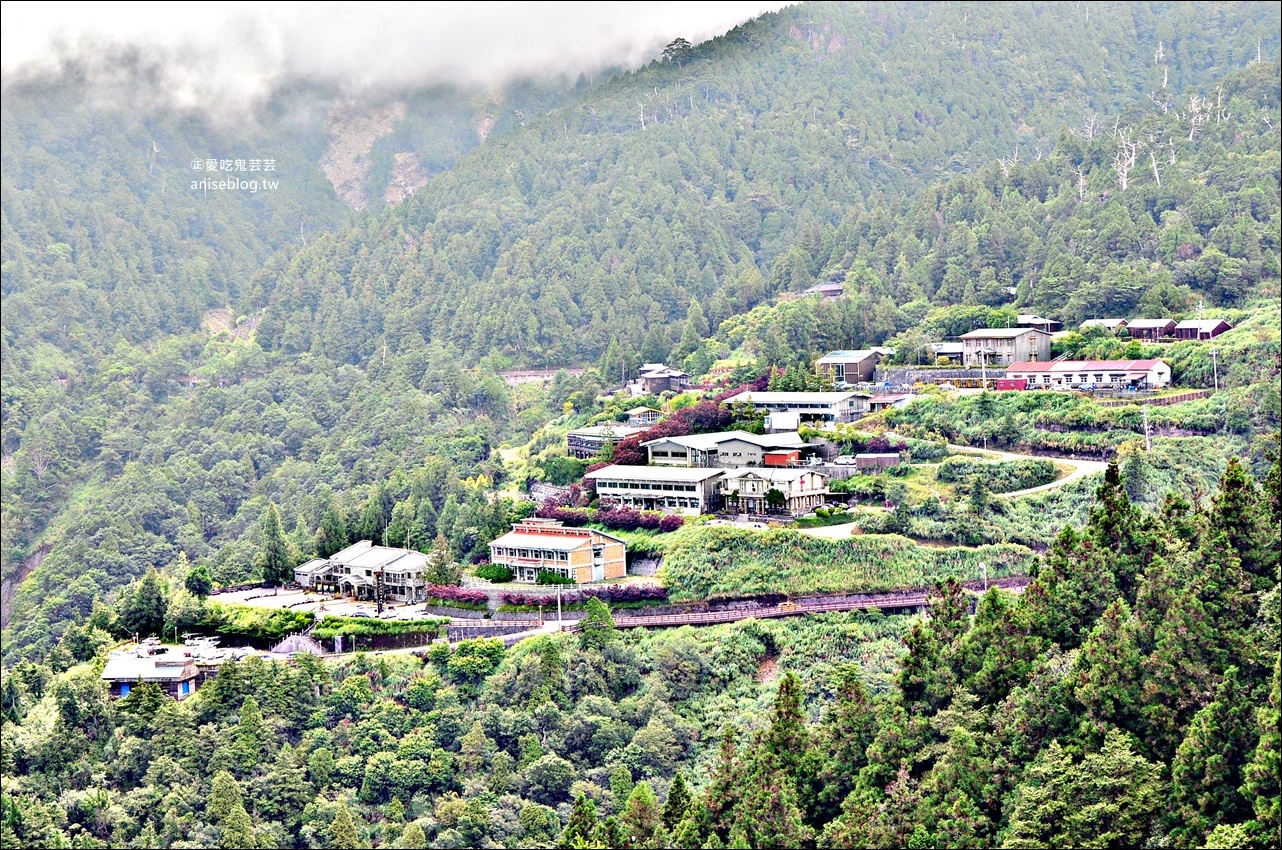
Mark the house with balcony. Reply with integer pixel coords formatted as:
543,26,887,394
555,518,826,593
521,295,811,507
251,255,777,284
294,541,432,603
719,468,829,515
488,518,626,584
958,328,1052,368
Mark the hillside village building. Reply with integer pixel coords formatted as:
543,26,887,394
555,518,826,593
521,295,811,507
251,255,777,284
1126,319,1177,340
1004,359,1172,389
1080,318,1129,332
294,541,431,603
959,328,1053,368
630,363,691,395
624,406,663,426
565,424,648,459
719,468,829,514
489,518,626,583
1017,314,1063,332
723,390,871,424
585,465,726,515
816,348,895,384
642,430,811,467
102,651,199,700
1174,319,1233,340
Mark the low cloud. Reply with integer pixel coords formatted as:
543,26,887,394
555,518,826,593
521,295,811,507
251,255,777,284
2,2,792,111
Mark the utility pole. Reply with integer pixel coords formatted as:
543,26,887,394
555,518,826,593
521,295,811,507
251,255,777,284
1143,404,1151,451
1211,349,1218,392
556,585,563,626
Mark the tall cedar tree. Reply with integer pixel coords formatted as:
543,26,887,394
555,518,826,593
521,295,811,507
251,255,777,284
119,568,167,639
257,502,292,585
315,500,350,558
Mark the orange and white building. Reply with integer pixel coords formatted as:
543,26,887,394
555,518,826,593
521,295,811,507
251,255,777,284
488,518,627,584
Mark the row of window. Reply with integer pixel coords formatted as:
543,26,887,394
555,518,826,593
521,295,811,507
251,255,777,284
598,481,698,492
493,547,571,561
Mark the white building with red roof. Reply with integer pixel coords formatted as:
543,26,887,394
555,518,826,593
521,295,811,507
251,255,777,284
1004,360,1171,389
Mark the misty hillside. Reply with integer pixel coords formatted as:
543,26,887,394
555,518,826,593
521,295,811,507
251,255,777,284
244,0,1280,365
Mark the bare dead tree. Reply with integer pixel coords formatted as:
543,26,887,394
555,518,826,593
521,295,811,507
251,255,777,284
1112,130,1137,190
1080,110,1100,140
1182,94,1209,141
1072,166,1089,202
28,446,50,480
1168,137,1177,164
997,145,1019,179
1148,149,1162,188
1215,86,1229,123
1148,91,1170,114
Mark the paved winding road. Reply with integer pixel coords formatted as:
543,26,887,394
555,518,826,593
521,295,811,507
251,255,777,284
796,443,1106,539
945,444,1107,497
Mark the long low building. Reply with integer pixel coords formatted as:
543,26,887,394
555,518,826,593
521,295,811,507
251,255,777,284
585,465,726,514
722,391,871,424
1004,359,1172,389
489,518,626,583
642,430,811,467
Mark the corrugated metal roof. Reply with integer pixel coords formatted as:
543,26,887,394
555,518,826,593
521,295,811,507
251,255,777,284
723,391,871,404
1007,360,1166,372
959,328,1046,338
642,430,807,451
102,654,196,682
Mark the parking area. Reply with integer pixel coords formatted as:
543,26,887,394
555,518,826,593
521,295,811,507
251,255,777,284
210,587,440,621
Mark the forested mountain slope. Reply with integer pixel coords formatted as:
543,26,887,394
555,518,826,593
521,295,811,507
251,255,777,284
1,1,1279,660
245,1,1279,365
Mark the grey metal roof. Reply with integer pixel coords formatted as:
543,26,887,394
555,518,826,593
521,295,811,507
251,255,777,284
102,654,196,682
642,430,807,451
959,328,1046,339
585,465,726,482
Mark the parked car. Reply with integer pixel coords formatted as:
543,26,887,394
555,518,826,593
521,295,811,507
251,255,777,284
833,455,857,465
349,611,372,618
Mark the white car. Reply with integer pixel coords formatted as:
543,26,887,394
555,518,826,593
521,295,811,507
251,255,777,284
833,455,857,465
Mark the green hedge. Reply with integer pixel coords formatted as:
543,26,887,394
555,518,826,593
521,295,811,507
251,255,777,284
311,617,449,640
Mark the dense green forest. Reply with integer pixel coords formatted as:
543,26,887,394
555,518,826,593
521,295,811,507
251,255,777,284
1,460,1277,848
2,3,1282,845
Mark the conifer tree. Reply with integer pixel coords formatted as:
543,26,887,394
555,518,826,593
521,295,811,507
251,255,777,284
1242,654,1280,837
1169,667,1257,847
664,773,692,831
559,794,599,849
327,803,367,850
257,502,293,585
315,500,350,558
